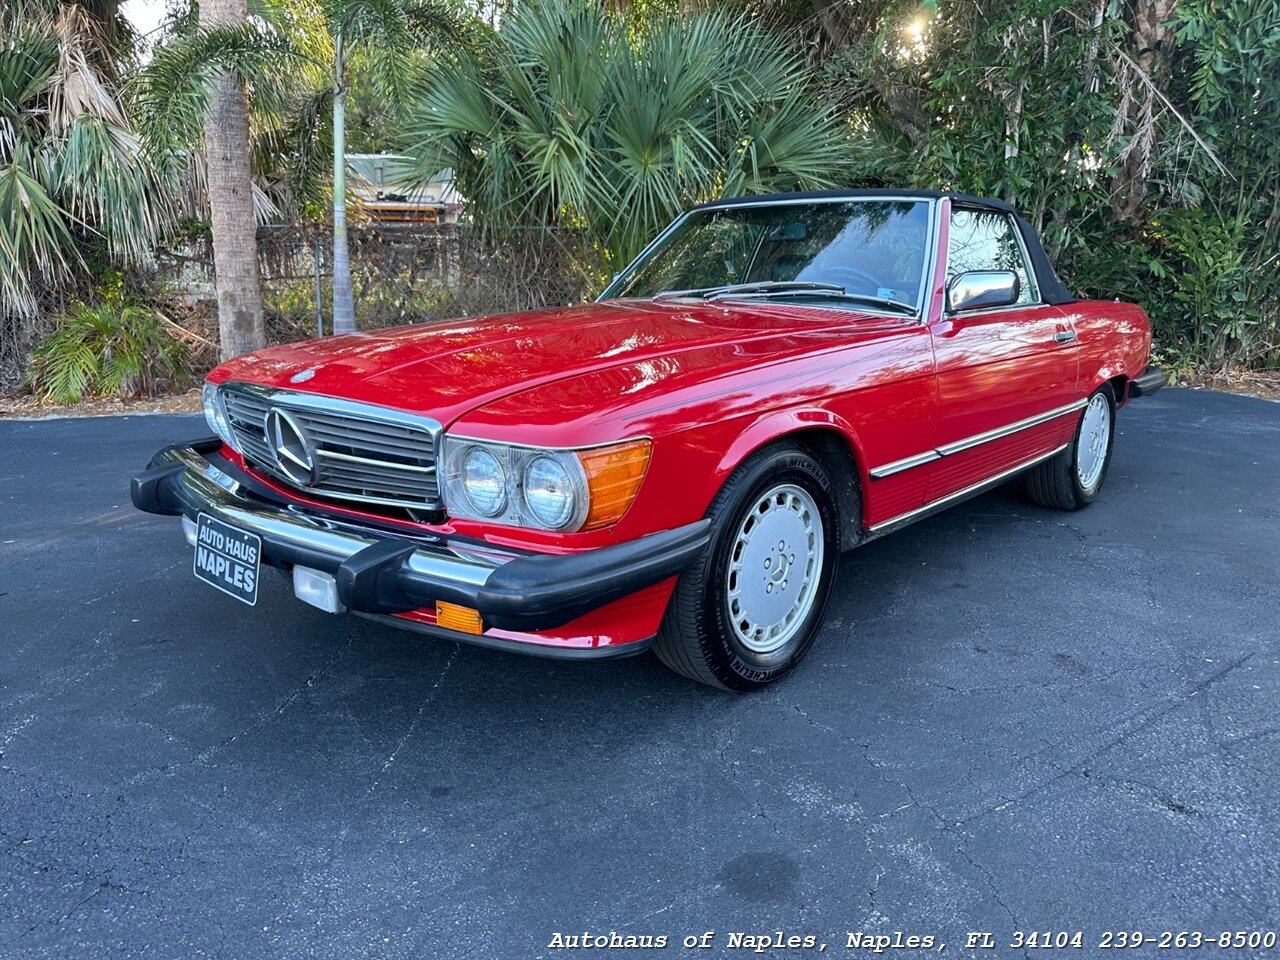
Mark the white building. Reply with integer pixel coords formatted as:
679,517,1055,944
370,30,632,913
346,154,464,224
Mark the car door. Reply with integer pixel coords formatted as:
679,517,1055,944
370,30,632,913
924,202,1080,503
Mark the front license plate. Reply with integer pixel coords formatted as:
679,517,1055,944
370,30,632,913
193,513,261,606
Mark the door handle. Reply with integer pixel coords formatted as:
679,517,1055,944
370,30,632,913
1054,329,1077,344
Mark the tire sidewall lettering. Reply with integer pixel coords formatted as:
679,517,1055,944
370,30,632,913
702,452,839,686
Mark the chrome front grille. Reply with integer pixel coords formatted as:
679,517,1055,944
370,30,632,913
219,383,442,511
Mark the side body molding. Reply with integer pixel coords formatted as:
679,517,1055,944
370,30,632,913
868,398,1087,480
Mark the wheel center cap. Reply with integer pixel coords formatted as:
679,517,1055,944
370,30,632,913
770,548,790,583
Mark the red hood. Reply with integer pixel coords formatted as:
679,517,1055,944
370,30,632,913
210,299,864,427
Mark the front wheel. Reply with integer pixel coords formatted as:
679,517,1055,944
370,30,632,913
1024,383,1116,511
654,445,841,691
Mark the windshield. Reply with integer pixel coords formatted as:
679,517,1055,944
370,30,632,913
606,199,932,310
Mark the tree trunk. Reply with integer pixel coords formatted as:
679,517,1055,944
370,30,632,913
330,66,357,335
200,0,265,361
1112,0,1177,227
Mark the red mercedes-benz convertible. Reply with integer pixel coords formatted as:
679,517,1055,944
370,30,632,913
132,190,1165,690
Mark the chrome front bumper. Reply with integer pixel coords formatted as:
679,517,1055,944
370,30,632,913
130,440,710,636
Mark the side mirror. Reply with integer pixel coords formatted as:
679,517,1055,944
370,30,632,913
947,270,1020,312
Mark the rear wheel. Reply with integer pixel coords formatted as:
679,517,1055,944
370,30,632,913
654,445,841,691
1024,383,1116,511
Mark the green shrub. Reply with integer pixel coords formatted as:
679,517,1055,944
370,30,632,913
27,303,189,404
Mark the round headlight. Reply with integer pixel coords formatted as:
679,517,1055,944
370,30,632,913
201,382,235,448
523,455,576,529
461,446,507,516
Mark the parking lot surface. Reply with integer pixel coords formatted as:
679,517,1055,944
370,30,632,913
1,388,1277,958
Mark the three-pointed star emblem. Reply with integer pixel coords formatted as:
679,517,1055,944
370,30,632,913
264,408,317,486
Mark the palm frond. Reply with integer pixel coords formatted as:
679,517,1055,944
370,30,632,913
135,22,316,160
0,150,77,317
27,302,189,402
283,86,336,210
403,1,850,265
48,5,127,131
56,115,175,263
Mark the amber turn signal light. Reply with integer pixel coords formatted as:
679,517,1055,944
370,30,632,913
436,601,484,635
577,439,652,530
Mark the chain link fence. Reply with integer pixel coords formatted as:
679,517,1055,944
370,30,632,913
1,223,600,391
167,223,601,375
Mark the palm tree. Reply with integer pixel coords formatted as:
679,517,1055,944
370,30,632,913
311,0,464,333
0,2,172,332
403,2,853,269
200,0,267,359
141,0,473,337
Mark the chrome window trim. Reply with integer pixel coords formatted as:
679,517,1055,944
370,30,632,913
1007,211,1041,303
599,196,938,317
918,198,943,323
945,300,1049,318
869,398,1085,480
942,207,1040,314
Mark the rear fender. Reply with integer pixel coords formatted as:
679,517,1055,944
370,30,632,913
1088,362,1129,393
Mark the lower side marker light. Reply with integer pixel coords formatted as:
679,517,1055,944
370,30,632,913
436,601,484,635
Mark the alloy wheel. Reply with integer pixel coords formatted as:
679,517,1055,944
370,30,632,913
725,483,825,654
1076,393,1111,491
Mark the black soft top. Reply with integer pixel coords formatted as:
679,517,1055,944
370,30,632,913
693,189,1076,305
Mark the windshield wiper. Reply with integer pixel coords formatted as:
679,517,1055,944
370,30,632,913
653,281,847,300
709,287,918,315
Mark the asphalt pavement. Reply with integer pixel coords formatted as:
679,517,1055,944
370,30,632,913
1,388,1277,959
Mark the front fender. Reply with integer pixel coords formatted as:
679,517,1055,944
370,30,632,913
712,408,868,491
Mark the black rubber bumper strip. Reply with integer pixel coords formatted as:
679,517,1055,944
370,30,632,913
131,442,711,633
383,519,712,631
131,436,223,515
131,462,186,515
455,519,709,631
337,540,423,615
1129,365,1169,398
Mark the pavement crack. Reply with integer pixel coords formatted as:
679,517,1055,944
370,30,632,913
2,875,116,948
377,646,457,777
114,636,354,791
1077,770,1197,816
324,645,458,865
959,651,1259,825
193,636,354,766
860,738,1031,958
